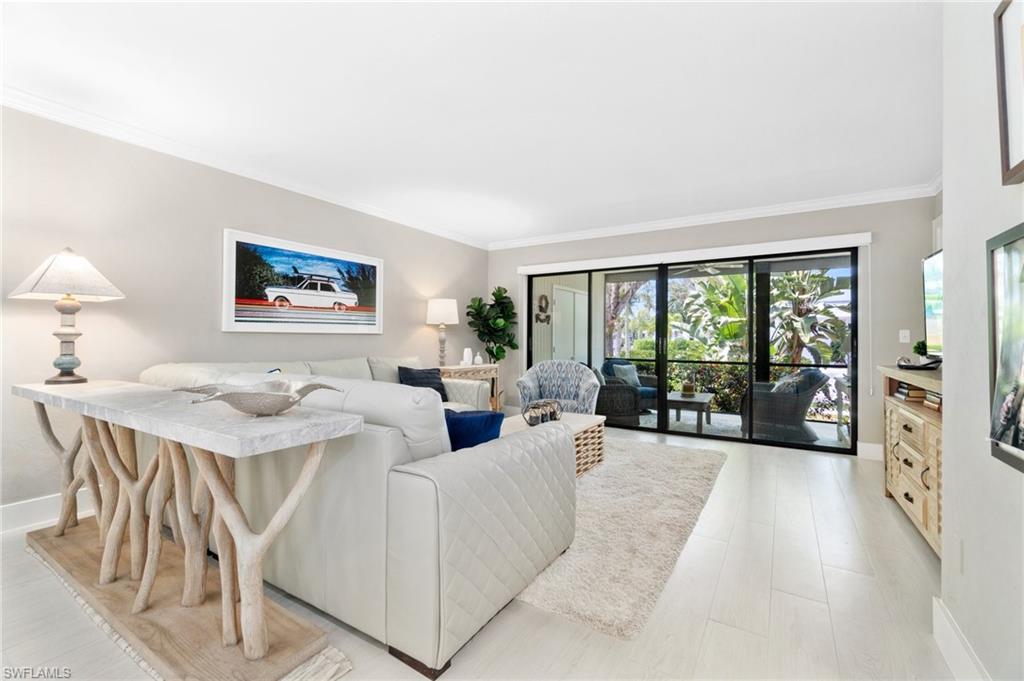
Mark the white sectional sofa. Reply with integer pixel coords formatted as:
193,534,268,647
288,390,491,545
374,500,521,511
140,355,491,411
139,357,576,676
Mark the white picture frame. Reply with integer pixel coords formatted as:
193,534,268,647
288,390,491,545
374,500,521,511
221,229,383,334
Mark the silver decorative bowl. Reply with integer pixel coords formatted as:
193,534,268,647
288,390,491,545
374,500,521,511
175,380,340,417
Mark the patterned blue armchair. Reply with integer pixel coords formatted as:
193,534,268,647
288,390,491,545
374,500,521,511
517,360,601,414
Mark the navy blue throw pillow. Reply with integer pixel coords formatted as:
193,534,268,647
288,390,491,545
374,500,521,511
444,409,505,451
398,366,448,401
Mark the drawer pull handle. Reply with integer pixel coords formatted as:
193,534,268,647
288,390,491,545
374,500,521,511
902,424,914,433
903,491,915,504
902,457,914,468
921,465,931,491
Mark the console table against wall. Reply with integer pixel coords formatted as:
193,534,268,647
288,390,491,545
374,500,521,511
12,380,362,680
439,363,500,410
877,365,942,557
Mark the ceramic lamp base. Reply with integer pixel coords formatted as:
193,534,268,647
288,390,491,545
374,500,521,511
49,295,87,385
46,371,87,385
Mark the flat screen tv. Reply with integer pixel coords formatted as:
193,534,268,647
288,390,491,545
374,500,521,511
922,251,943,357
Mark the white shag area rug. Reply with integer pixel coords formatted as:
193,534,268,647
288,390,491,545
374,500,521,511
517,437,726,640
25,546,353,681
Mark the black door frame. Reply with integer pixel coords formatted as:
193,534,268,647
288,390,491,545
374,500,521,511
526,246,859,455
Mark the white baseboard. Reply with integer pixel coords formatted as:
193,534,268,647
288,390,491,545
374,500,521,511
933,597,990,680
858,441,884,460
0,489,95,533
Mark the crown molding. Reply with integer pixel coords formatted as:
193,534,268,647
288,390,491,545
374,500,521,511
515,231,872,276
1,87,490,250
487,180,943,251
3,87,941,254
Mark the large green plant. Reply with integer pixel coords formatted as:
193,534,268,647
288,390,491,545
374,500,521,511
769,270,850,364
467,287,519,362
673,273,749,361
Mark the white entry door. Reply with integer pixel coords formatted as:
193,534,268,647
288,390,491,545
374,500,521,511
552,287,589,361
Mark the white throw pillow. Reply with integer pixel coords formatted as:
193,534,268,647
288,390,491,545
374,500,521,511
368,356,421,383
612,363,641,387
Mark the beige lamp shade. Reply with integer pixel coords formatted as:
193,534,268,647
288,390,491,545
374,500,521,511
9,247,124,302
426,298,459,325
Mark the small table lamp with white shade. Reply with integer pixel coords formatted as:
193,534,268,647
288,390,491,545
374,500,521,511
426,298,459,367
9,247,124,384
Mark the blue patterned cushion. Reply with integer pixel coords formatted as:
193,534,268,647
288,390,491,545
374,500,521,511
444,409,505,451
612,363,641,387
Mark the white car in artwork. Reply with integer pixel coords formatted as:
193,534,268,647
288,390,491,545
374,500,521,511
265,276,359,311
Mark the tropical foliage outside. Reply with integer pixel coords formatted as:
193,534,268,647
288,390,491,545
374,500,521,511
604,268,852,422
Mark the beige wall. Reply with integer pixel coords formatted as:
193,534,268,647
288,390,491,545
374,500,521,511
941,4,1023,677
489,197,936,446
1,109,488,505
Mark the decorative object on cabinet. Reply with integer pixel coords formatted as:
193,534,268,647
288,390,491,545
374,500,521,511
176,380,340,416
987,220,1024,472
8,247,125,384
879,365,942,556
425,298,460,366
995,0,1024,184
222,228,383,334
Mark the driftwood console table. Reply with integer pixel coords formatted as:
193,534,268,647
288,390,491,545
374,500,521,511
12,380,362,680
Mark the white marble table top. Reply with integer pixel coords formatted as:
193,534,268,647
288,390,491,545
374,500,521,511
13,380,363,459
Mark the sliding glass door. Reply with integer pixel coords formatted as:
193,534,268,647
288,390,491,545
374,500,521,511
526,248,857,452
751,253,855,448
600,268,661,430
665,261,750,437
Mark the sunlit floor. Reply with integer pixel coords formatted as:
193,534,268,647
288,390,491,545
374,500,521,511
1,428,948,679
638,411,849,449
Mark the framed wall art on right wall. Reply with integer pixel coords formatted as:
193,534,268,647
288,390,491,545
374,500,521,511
995,0,1024,184
988,220,1024,473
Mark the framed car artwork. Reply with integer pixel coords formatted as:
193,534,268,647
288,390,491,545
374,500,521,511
222,229,383,334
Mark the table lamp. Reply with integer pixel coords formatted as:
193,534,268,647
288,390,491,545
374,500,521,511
425,298,459,366
9,247,125,384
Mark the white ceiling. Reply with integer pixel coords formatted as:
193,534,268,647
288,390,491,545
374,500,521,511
2,2,942,250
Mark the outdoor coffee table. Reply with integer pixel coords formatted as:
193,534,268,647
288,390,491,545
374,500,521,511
666,392,714,434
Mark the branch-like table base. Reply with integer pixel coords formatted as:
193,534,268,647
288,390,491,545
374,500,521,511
27,517,327,681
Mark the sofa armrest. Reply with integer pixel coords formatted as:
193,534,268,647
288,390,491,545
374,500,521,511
442,378,490,410
638,374,659,388
386,423,576,669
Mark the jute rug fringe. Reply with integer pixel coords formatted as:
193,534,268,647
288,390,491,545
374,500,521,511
25,546,352,680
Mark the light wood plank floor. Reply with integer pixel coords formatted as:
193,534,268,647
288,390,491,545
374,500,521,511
1,429,951,679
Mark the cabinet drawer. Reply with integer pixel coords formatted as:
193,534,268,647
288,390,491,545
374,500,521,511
896,474,928,529
896,440,925,475
895,408,925,451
